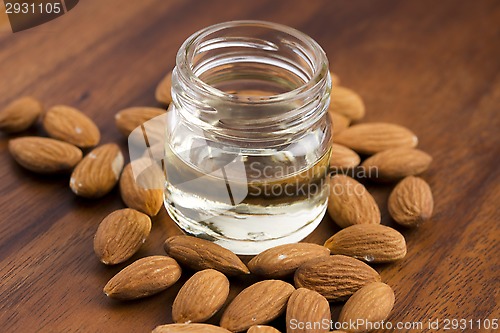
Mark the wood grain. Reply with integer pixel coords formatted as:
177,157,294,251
0,0,499,332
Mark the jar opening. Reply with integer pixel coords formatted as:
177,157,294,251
172,20,331,139
176,20,329,104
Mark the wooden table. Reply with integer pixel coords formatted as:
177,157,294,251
1,1,499,332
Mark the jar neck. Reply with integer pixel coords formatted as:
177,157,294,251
171,21,331,143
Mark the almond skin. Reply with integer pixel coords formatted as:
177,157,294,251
294,255,381,302
330,143,360,171
70,143,124,198
42,105,100,148
361,148,432,181
388,176,434,227
120,159,164,216
324,224,407,263
330,112,351,134
248,243,330,278
338,282,395,333
93,208,152,265
8,137,82,173
115,107,166,137
248,326,282,333
286,288,331,333
127,111,167,148
330,72,340,85
329,86,365,120
334,122,418,155
104,255,181,300
0,96,43,132
327,175,380,228
155,71,172,105
152,323,231,333
164,235,249,276
172,269,230,323
220,280,295,332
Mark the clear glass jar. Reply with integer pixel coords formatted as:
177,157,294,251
164,21,332,254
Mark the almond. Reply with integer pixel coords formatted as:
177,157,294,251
330,112,351,135
152,323,231,333
338,282,395,333
164,235,249,276
330,144,360,171
142,142,165,161
329,86,365,120
172,269,230,323
127,111,167,148
120,158,164,216
104,255,181,300
324,224,407,263
248,243,330,278
70,143,124,198
333,123,418,155
8,137,82,173
286,288,331,333
155,71,172,105
0,96,43,132
294,255,381,301
220,280,295,332
42,105,100,148
330,72,340,86
388,176,434,227
361,148,432,181
248,326,282,333
327,175,380,228
93,208,151,265
115,107,166,137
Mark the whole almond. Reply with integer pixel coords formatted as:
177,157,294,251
115,107,166,137
164,235,249,276
327,175,380,228
155,71,172,105
329,86,365,120
8,137,82,173
104,255,181,300
0,96,43,132
330,112,351,134
294,255,381,301
324,224,407,263
361,148,432,181
330,143,360,171
172,269,230,323
248,326,282,333
152,323,231,333
93,208,151,265
334,123,418,155
70,143,124,198
286,288,331,333
248,243,330,278
220,280,295,332
120,158,164,216
42,105,100,148
338,282,395,333
388,176,434,227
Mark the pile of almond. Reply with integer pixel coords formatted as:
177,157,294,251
0,71,434,333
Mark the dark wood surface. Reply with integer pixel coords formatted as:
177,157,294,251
1,1,499,332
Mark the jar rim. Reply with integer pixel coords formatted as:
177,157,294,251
176,20,329,105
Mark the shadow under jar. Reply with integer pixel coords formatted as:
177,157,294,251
164,20,332,254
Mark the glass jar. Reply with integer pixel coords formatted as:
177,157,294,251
164,21,332,254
